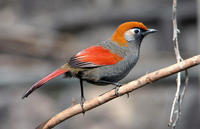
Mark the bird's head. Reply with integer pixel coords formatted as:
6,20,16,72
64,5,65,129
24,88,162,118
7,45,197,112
110,21,157,47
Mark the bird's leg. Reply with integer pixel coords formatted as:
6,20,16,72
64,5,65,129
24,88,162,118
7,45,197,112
112,82,129,97
113,82,122,97
79,78,85,114
97,80,123,97
98,80,129,97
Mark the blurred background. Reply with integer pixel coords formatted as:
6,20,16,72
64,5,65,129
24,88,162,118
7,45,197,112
0,0,199,129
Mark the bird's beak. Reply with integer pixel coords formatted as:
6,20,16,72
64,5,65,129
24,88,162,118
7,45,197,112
142,29,158,36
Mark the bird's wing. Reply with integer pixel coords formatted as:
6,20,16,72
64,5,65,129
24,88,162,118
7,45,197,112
69,46,123,68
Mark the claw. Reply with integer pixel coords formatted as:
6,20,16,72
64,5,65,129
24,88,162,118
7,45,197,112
98,81,123,97
115,86,120,96
80,97,85,114
114,83,122,97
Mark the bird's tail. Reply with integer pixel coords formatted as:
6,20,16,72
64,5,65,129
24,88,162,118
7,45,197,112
22,67,69,99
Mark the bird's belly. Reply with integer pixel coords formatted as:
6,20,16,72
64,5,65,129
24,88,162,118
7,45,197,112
82,56,138,85
97,64,132,83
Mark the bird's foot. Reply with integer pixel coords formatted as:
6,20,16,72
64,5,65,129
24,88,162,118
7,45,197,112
80,97,86,114
113,82,122,97
113,83,129,98
115,86,120,96
98,82,125,97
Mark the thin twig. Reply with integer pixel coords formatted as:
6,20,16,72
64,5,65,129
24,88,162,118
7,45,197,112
169,0,181,125
36,55,200,129
169,0,188,128
179,70,188,111
169,0,182,127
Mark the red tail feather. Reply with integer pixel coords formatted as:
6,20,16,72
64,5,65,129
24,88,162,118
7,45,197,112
22,68,68,99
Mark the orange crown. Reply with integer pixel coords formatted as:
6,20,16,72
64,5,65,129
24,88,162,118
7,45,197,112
110,21,148,47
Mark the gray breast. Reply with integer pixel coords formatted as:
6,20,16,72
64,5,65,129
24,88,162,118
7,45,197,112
97,52,139,83
95,41,140,83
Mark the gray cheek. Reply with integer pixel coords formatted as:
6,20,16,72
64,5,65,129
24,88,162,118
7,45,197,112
124,30,135,42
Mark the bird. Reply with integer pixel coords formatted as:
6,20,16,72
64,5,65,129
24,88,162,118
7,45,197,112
22,21,157,112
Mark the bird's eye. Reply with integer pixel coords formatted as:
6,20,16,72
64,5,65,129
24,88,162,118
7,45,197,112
134,29,140,34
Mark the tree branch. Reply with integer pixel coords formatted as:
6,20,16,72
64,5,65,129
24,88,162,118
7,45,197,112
36,55,200,129
169,0,188,128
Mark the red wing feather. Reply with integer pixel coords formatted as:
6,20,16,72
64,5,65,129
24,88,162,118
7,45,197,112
69,46,123,68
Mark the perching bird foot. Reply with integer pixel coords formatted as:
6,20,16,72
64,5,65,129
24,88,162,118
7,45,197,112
80,97,86,114
98,82,123,97
113,82,130,97
113,82,122,97
115,86,120,96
